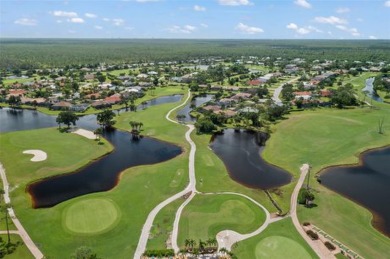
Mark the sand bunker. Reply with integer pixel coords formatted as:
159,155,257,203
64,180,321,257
23,150,47,162
71,128,96,140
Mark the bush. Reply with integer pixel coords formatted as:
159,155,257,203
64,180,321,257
324,241,336,251
143,249,175,257
306,230,319,240
303,222,311,226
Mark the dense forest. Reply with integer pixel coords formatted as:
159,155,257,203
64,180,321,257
1,39,389,70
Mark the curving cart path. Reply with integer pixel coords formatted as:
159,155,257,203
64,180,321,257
202,192,271,251
291,164,335,259
0,163,44,259
134,90,197,258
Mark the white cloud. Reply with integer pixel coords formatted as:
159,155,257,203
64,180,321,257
218,0,252,6
200,23,208,28
85,13,97,18
286,23,298,30
385,1,390,7
94,25,103,30
297,28,310,35
112,18,125,26
14,18,37,26
235,23,263,34
307,26,322,33
56,20,62,23
68,30,76,34
287,23,321,35
103,18,110,22
336,7,350,13
294,0,311,9
167,25,197,34
194,5,206,11
369,35,377,39
69,17,84,23
51,10,78,17
336,25,360,36
314,16,347,25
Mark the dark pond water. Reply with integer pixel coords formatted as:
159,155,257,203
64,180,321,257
176,94,213,122
210,129,292,189
28,129,182,208
0,95,183,208
320,147,390,237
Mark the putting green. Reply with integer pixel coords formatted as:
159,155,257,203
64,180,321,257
255,236,311,259
63,198,121,235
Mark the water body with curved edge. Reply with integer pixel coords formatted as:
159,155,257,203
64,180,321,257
176,94,214,122
320,147,390,237
28,129,182,208
0,95,183,208
210,129,292,190
362,77,383,102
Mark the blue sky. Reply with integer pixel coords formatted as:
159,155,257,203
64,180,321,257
1,0,389,39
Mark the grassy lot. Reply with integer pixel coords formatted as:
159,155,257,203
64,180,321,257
2,234,34,259
262,105,390,258
0,89,191,258
178,194,266,248
233,218,317,258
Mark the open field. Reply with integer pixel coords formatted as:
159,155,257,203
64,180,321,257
233,218,318,258
262,103,390,257
178,194,266,247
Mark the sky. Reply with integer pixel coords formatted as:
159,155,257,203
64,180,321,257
1,0,389,39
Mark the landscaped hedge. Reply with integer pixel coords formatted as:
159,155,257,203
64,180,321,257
143,249,175,257
306,230,319,240
324,241,336,251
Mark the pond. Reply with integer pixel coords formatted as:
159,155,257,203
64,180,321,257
0,95,184,208
210,129,292,190
320,147,390,237
28,129,182,208
176,94,214,122
362,77,383,102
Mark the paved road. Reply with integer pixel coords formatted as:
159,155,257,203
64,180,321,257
290,164,335,259
134,90,197,258
0,163,44,259
272,76,300,105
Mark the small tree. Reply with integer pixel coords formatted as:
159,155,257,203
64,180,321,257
71,246,99,259
56,111,78,128
96,109,116,129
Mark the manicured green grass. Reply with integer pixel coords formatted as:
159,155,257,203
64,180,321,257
2,234,34,259
262,106,390,258
0,88,190,258
192,132,275,213
147,198,184,250
233,218,317,258
178,194,266,247
63,198,121,235
255,236,312,259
